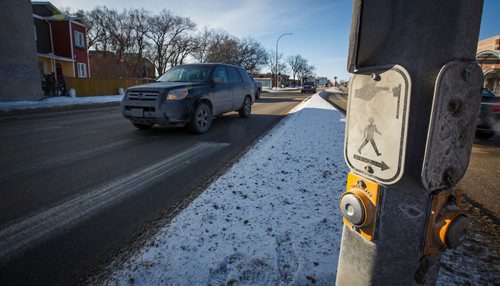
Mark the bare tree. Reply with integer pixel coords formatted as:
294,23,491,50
235,37,268,74
78,7,112,51
297,60,316,84
191,26,213,63
204,30,239,64
287,54,306,83
129,8,150,77
169,34,198,66
266,50,288,85
146,9,196,75
105,8,134,63
70,6,271,78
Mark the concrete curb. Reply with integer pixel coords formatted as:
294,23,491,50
0,101,120,121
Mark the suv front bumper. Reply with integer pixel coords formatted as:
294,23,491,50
122,97,192,126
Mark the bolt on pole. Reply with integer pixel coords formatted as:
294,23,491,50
336,0,484,285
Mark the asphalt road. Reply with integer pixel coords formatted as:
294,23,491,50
0,92,307,286
458,134,500,219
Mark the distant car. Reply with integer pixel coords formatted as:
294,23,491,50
121,63,255,134
252,78,262,99
476,89,500,139
301,82,317,93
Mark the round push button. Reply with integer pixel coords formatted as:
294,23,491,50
340,193,365,226
445,215,470,248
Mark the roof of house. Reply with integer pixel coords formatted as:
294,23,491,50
32,1,86,26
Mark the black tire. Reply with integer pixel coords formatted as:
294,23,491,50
189,102,212,134
255,88,261,100
239,96,251,118
133,122,153,129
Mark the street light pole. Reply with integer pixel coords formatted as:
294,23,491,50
275,33,292,89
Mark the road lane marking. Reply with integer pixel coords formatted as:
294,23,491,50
0,139,135,182
0,141,229,263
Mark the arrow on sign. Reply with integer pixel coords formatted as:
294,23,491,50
354,154,390,171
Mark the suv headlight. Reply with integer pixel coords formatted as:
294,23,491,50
166,89,189,100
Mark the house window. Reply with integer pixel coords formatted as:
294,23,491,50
74,31,85,48
77,63,87,78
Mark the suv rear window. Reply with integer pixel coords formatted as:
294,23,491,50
227,67,242,83
238,68,252,84
212,66,229,83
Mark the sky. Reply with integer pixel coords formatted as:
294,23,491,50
49,0,499,81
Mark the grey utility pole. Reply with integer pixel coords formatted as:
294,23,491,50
337,0,484,285
0,0,42,101
275,33,292,89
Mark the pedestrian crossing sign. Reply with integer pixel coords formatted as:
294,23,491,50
344,65,411,184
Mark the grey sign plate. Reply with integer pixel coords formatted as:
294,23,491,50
344,65,411,185
421,61,483,190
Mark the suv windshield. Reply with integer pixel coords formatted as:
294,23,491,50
157,65,211,82
304,82,315,86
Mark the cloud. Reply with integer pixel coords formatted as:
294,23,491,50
50,0,337,38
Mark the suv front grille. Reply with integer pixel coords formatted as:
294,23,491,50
128,91,159,101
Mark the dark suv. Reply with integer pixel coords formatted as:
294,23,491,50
121,63,255,134
301,82,317,93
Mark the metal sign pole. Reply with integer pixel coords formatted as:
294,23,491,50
336,0,484,284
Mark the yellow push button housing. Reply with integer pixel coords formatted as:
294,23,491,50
424,189,470,255
340,172,379,240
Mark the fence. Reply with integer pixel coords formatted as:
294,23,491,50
66,77,151,97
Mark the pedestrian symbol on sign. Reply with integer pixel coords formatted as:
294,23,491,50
345,65,410,184
358,117,382,156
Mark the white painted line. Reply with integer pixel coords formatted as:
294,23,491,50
0,141,229,263
0,139,134,181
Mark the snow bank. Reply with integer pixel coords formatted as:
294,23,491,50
103,93,349,285
0,95,123,111
100,89,492,285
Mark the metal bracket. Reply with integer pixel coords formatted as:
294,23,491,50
421,61,483,191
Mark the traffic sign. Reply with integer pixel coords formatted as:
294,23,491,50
344,65,411,184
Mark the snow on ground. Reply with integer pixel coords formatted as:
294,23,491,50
103,93,349,285
264,87,301,93
100,89,497,285
0,95,123,111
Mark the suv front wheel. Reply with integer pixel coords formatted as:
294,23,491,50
189,102,212,134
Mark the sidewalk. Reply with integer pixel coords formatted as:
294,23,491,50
0,95,123,118
98,92,496,285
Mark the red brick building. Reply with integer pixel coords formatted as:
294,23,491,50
476,35,499,94
33,2,90,79
89,51,156,79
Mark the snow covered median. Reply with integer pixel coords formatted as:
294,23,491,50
0,95,123,111
102,93,349,285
